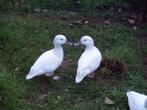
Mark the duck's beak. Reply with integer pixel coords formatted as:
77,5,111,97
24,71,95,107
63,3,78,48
73,41,81,46
65,41,82,46
65,41,73,45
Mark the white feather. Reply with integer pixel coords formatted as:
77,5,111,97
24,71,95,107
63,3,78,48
75,36,102,83
26,35,67,80
127,91,147,110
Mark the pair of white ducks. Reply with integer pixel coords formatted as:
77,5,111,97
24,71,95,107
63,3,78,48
26,35,147,110
26,35,102,83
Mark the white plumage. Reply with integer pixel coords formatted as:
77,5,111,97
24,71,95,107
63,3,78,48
26,35,67,80
127,91,147,110
75,36,102,83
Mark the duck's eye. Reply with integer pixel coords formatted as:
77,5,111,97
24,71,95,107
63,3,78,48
60,39,63,41
83,39,86,41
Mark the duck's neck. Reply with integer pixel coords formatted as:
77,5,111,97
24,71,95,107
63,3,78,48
54,44,63,55
85,45,95,51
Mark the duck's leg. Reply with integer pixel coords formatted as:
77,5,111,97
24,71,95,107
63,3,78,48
45,71,61,80
45,72,54,77
88,73,95,78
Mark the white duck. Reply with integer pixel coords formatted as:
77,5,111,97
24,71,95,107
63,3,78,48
26,35,67,80
127,91,147,110
75,36,102,83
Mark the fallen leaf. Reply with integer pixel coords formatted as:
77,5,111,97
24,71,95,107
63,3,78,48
36,94,47,102
14,67,19,72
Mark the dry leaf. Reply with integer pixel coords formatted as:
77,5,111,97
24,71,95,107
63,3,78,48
14,67,19,72
36,94,47,102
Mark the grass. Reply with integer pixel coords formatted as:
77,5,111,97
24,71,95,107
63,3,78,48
0,12,147,110
0,0,127,12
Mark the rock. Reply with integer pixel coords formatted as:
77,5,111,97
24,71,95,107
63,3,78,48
73,20,82,25
69,23,74,28
104,97,115,105
34,7,41,13
133,26,137,30
69,11,77,15
42,9,48,13
128,19,135,25
84,20,88,24
52,75,61,80
104,20,110,25
118,8,122,12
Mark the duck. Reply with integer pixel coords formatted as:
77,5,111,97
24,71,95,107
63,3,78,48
75,36,102,83
127,91,147,110
26,35,67,80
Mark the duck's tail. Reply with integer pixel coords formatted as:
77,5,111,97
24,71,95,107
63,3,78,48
26,71,36,80
26,68,36,80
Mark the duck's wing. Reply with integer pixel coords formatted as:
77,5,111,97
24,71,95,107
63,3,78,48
78,48,102,73
26,49,61,79
76,48,102,83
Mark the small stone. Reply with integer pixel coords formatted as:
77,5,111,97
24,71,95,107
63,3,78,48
52,75,61,80
74,21,82,25
42,9,48,13
64,89,69,92
84,20,88,24
69,23,74,27
69,11,77,15
88,73,95,78
34,7,41,13
118,8,122,12
133,26,137,30
104,20,110,25
128,19,135,25
104,97,115,105
76,1,80,3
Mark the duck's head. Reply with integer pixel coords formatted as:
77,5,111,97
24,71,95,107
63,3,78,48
80,36,94,46
54,35,67,45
